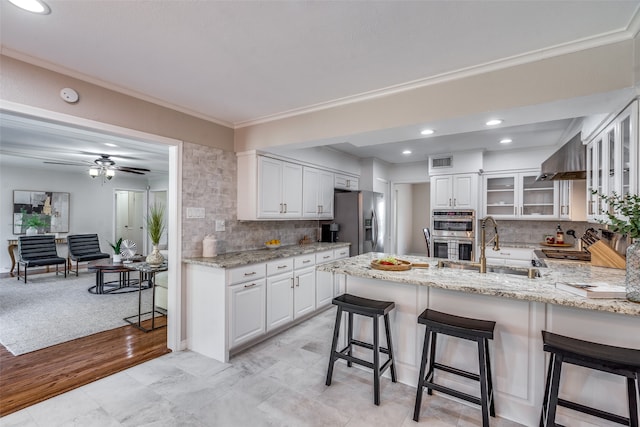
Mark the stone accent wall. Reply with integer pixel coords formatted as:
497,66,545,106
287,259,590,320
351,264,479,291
181,142,319,257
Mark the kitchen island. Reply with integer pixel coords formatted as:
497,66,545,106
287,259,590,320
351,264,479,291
317,253,638,427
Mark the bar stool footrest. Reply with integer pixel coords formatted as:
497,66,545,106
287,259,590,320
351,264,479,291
422,381,483,406
350,338,392,356
558,398,631,425
433,362,481,382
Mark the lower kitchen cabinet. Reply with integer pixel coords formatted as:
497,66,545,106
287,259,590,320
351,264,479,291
315,250,335,308
229,279,266,348
266,272,294,331
294,266,316,317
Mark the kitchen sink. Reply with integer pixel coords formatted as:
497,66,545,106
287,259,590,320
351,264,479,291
437,260,540,278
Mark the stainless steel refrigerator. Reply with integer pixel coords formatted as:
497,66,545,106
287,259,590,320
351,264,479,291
334,191,385,256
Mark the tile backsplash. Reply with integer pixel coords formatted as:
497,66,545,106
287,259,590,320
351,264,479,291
494,220,591,246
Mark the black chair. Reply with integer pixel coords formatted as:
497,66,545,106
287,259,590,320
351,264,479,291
414,309,496,426
17,235,67,283
540,330,640,427
67,234,110,276
325,293,397,405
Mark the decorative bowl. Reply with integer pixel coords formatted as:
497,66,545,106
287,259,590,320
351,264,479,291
265,243,281,249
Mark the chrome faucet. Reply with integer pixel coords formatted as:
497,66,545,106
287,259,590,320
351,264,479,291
478,216,500,273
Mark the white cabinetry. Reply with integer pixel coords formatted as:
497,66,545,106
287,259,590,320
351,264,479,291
558,180,587,221
431,173,477,209
266,258,294,331
294,254,316,317
303,167,334,219
258,157,303,218
315,250,335,308
335,174,359,191
586,101,638,221
484,171,557,219
228,263,267,349
333,247,349,296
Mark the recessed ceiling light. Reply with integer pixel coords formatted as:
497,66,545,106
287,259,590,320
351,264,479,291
7,0,51,14
500,138,512,144
420,129,435,136
486,119,503,126
104,143,118,147
402,150,412,155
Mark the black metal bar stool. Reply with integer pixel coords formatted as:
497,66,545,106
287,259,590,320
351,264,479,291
540,330,640,427
325,293,397,405
414,309,496,426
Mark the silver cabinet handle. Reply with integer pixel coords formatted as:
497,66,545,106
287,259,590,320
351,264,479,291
449,198,452,207
277,265,287,269
303,260,311,264
296,277,300,287
323,255,330,259
244,283,257,288
244,272,256,276
346,179,350,188
514,206,517,215
284,203,287,213
279,203,283,214
453,198,457,206
291,277,294,288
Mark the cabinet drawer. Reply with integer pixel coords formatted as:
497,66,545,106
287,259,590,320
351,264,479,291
333,247,350,259
228,263,266,285
295,254,315,269
315,250,334,264
267,258,294,276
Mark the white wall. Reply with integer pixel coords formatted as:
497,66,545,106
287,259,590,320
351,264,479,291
482,146,554,173
389,161,429,183
411,183,430,255
0,166,150,272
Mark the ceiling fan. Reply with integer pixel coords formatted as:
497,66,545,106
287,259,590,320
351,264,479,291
44,154,151,175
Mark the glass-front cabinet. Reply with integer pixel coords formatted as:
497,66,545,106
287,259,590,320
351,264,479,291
484,170,557,219
586,100,638,222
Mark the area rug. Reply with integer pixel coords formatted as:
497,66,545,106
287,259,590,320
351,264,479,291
0,272,153,356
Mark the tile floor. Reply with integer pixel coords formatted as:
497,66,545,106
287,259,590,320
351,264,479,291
2,307,525,427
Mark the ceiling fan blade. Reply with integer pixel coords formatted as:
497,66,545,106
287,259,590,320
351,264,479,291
117,168,146,175
79,151,143,161
114,165,151,172
43,161,90,167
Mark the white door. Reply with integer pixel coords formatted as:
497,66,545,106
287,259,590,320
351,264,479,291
294,267,316,318
266,273,294,331
115,190,145,249
229,279,266,348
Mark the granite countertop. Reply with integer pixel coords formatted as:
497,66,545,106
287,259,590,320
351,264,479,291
316,252,640,317
183,242,350,269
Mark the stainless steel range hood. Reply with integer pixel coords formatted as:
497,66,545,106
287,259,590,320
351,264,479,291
537,133,586,181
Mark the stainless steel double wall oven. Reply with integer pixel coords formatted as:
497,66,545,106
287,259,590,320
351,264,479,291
431,209,475,261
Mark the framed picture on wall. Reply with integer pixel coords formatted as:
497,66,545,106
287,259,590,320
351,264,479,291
13,190,70,234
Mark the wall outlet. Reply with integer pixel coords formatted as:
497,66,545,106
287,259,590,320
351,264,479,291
186,207,205,219
215,220,225,231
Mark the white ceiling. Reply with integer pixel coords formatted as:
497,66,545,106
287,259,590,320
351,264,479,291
1,0,639,168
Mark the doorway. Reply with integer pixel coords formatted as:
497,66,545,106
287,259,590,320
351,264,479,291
115,190,146,253
393,182,431,256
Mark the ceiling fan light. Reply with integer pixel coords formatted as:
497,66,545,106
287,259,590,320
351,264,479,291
7,0,50,14
106,169,115,177
89,168,100,177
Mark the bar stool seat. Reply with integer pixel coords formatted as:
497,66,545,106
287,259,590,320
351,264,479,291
540,330,640,427
325,293,397,405
414,309,496,426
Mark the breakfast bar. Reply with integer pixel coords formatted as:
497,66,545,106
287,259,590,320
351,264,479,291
317,252,639,427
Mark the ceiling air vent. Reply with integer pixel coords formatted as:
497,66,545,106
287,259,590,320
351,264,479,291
431,155,453,169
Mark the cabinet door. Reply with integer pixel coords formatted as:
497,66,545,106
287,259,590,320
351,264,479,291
432,175,453,209
258,157,284,218
318,170,334,218
484,174,517,218
302,167,320,218
282,162,303,217
266,273,294,331
452,174,474,208
229,279,266,348
521,174,556,217
294,267,316,318
558,181,571,219
316,270,334,308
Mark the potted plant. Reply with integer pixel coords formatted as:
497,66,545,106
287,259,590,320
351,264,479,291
145,203,166,266
23,215,47,235
109,237,123,263
596,192,640,302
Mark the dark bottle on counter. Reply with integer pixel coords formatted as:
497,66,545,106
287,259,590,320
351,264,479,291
556,224,564,244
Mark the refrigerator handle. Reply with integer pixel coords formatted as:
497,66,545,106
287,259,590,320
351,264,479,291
372,209,378,251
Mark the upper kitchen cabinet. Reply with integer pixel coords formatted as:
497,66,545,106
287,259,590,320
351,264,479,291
431,173,477,209
334,173,359,191
586,100,638,222
237,153,303,220
483,170,557,219
303,167,334,219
